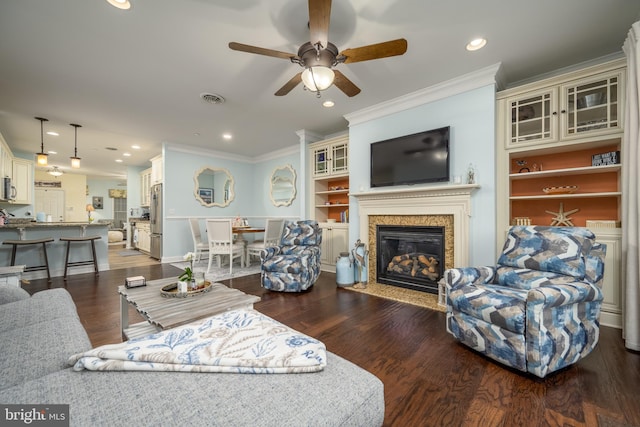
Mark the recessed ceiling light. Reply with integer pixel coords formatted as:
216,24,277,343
201,93,226,105
323,100,335,108
106,0,131,10
115,159,123,163
123,152,131,157
466,38,487,51
222,133,232,140
47,150,57,155
131,145,141,150
46,131,59,136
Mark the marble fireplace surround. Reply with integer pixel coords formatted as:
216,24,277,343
351,184,479,288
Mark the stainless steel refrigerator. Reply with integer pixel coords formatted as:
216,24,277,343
150,183,162,260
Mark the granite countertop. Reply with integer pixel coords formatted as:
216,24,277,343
129,218,150,223
0,222,110,229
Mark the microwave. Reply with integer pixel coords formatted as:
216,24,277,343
2,177,16,201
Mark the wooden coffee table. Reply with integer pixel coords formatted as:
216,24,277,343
119,277,260,340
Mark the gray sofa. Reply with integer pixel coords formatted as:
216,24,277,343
0,285,384,426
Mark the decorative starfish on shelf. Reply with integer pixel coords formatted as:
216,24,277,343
545,203,580,226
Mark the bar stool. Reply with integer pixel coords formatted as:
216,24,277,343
2,238,54,282
59,235,101,279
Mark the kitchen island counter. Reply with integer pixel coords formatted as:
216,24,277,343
0,222,109,280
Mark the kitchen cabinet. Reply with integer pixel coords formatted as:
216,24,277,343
496,57,625,328
319,223,348,273
504,60,624,149
140,168,151,206
0,135,13,180
11,158,33,205
151,155,163,185
135,222,151,254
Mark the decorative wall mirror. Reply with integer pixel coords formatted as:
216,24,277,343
194,166,235,207
270,164,297,207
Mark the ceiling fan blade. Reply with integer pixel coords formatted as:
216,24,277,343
333,70,361,97
340,38,408,64
308,0,331,49
229,42,297,60
275,73,303,96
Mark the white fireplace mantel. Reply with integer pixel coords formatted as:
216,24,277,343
351,184,480,267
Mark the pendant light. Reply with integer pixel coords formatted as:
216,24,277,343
35,117,49,166
70,123,82,168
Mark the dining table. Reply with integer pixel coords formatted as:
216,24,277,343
232,226,265,267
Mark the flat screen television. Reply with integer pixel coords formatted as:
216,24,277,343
370,126,450,188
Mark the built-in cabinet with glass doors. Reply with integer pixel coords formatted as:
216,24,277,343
496,58,625,328
308,135,350,272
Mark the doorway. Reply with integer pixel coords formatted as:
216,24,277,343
35,189,65,221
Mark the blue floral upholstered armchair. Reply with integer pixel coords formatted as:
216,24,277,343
260,220,322,292
444,226,606,378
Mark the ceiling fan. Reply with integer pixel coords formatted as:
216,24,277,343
228,0,408,97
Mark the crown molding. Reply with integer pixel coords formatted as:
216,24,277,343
166,143,251,163
167,141,300,165
344,63,502,127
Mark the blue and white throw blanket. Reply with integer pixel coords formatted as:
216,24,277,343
68,309,326,374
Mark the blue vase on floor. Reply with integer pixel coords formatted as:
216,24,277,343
336,252,355,287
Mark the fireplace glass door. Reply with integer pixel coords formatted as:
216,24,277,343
376,225,444,294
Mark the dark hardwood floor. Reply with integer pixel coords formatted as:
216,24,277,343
24,264,640,427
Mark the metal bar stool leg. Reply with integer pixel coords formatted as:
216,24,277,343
41,241,51,281
10,244,17,266
63,240,71,279
90,239,99,275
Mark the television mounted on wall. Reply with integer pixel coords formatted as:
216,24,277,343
370,126,450,188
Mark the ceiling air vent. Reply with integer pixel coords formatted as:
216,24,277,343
200,93,225,105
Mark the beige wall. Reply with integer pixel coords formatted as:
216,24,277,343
34,171,87,222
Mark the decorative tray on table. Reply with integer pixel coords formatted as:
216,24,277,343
542,185,579,194
160,281,212,298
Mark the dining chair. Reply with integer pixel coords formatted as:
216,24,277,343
246,218,285,267
188,218,209,262
205,219,245,274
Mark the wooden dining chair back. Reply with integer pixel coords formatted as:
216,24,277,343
205,219,245,274
246,218,285,266
188,218,209,262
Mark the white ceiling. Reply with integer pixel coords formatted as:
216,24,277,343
0,0,638,179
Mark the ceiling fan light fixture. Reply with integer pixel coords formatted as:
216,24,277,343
301,66,335,92
106,0,131,10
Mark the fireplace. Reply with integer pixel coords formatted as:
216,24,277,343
352,185,478,305
376,225,444,294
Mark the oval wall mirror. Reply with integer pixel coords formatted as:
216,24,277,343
193,166,235,207
270,164,297,207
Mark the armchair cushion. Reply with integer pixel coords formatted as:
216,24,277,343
497,226,595,279
280,221,322,246
448,282,527,334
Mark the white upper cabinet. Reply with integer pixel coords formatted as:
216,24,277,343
310,135,348,178
503,62,625,150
